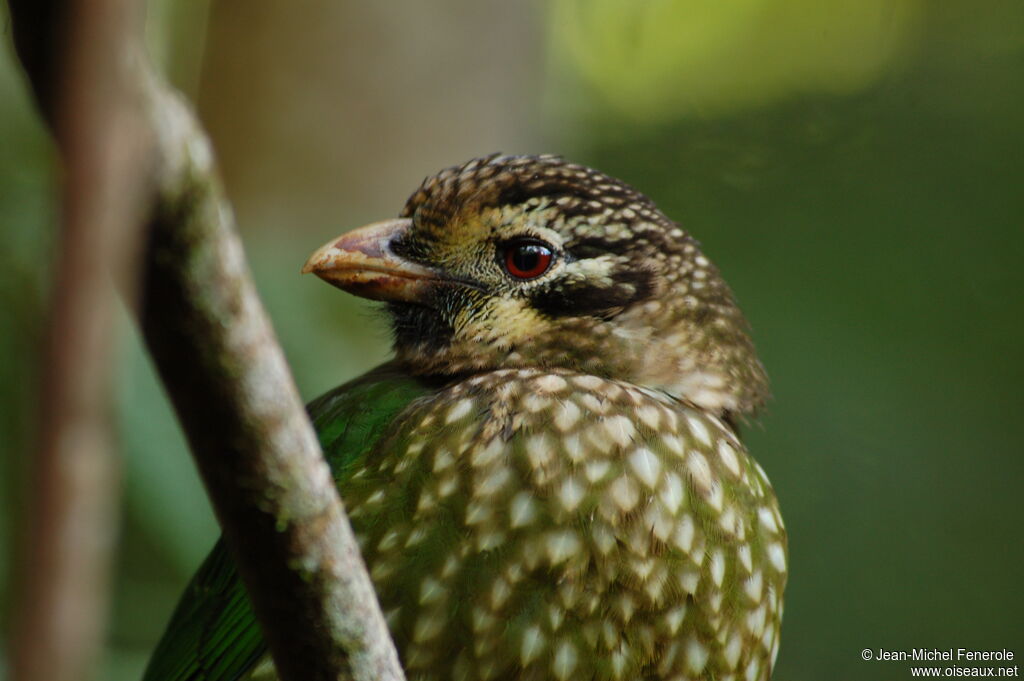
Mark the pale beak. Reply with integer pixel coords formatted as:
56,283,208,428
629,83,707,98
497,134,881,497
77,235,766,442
301,218,436,303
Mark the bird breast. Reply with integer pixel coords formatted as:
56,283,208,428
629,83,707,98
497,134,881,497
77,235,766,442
340,368,787,681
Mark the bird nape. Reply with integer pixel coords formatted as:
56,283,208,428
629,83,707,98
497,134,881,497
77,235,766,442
144,154,786,681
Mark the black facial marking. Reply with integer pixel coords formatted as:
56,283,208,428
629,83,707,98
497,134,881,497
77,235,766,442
388,300,454,352
566,236,632,260
531,267,658,320
389,226,434,265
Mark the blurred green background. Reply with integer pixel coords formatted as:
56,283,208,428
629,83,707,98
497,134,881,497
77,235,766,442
2,1,1022,679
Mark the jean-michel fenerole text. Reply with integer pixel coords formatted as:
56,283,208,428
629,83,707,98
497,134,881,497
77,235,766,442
875,649,1015,662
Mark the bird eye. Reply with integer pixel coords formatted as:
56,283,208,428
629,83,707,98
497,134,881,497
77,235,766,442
502,240,554,280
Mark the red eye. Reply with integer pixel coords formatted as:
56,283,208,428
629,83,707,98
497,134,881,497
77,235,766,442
503,241,554,279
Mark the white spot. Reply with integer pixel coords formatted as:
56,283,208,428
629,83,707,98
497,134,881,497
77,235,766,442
687,451,715,494
392,456,412,475
609,475,640,512
758,507,779,533
661,433,685,457
432,447,454,473
471,438,503,468
690,538,706,567
526,434,554,469
404,526,428,548
687,415,712,445
475,466,511,498
523,393,550,413
419,577,445,605
413,612,445,642
472,605,496,634
535,374,568,393
554,400,581,432
437,475,458,498
579,393,607,416
629,446,662,488
724,630,743,669
416,490,437,515
767,542,787,573
506,562,524,583
707,481,725,512
440,554,459,579
686,638,710,675
637,405,661,430
510,492,538,528
465,500,491,526
745,657,762,681
552,641,578,680
664,605,687,634
446,398,474,424
476,530,505,551
490,576,512,609
754,461,771,487
645,503,675,541
744,570,764,602
718,439,741,476
662,407,679,433
559,580,582,609
378,529,401,552
710,549,726,587
673,514,696,553
644,572,667,604
584,422,615,454
521,625,546,666
573,374,604,390
548,604,564,630
545,530,582,565
659,472,685,514
610,648,629,679
603,415,636,447
746,604,767,637
557,477,585,513
592,522,616,555
584,459,611,482
678,570,700,593
563,433,586,463
370,559,396,582
719,505,738,535
630,556,656,581
738,544,753,572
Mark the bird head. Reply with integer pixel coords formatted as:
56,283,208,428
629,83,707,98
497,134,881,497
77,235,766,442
304,154,768,416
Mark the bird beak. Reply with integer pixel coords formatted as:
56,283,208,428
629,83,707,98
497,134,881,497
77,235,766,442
301,218,435,303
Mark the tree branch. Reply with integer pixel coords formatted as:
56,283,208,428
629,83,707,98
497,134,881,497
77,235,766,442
9,1,148,680
7,2,406,680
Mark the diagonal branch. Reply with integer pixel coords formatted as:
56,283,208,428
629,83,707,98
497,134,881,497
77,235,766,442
7,2,407,680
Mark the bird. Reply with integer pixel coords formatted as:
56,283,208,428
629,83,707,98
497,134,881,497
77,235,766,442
142,153,786,681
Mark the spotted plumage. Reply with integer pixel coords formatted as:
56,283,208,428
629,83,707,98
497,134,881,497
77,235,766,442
143,154,786,681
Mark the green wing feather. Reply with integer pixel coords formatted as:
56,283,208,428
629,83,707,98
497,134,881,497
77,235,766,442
141,363,433,681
